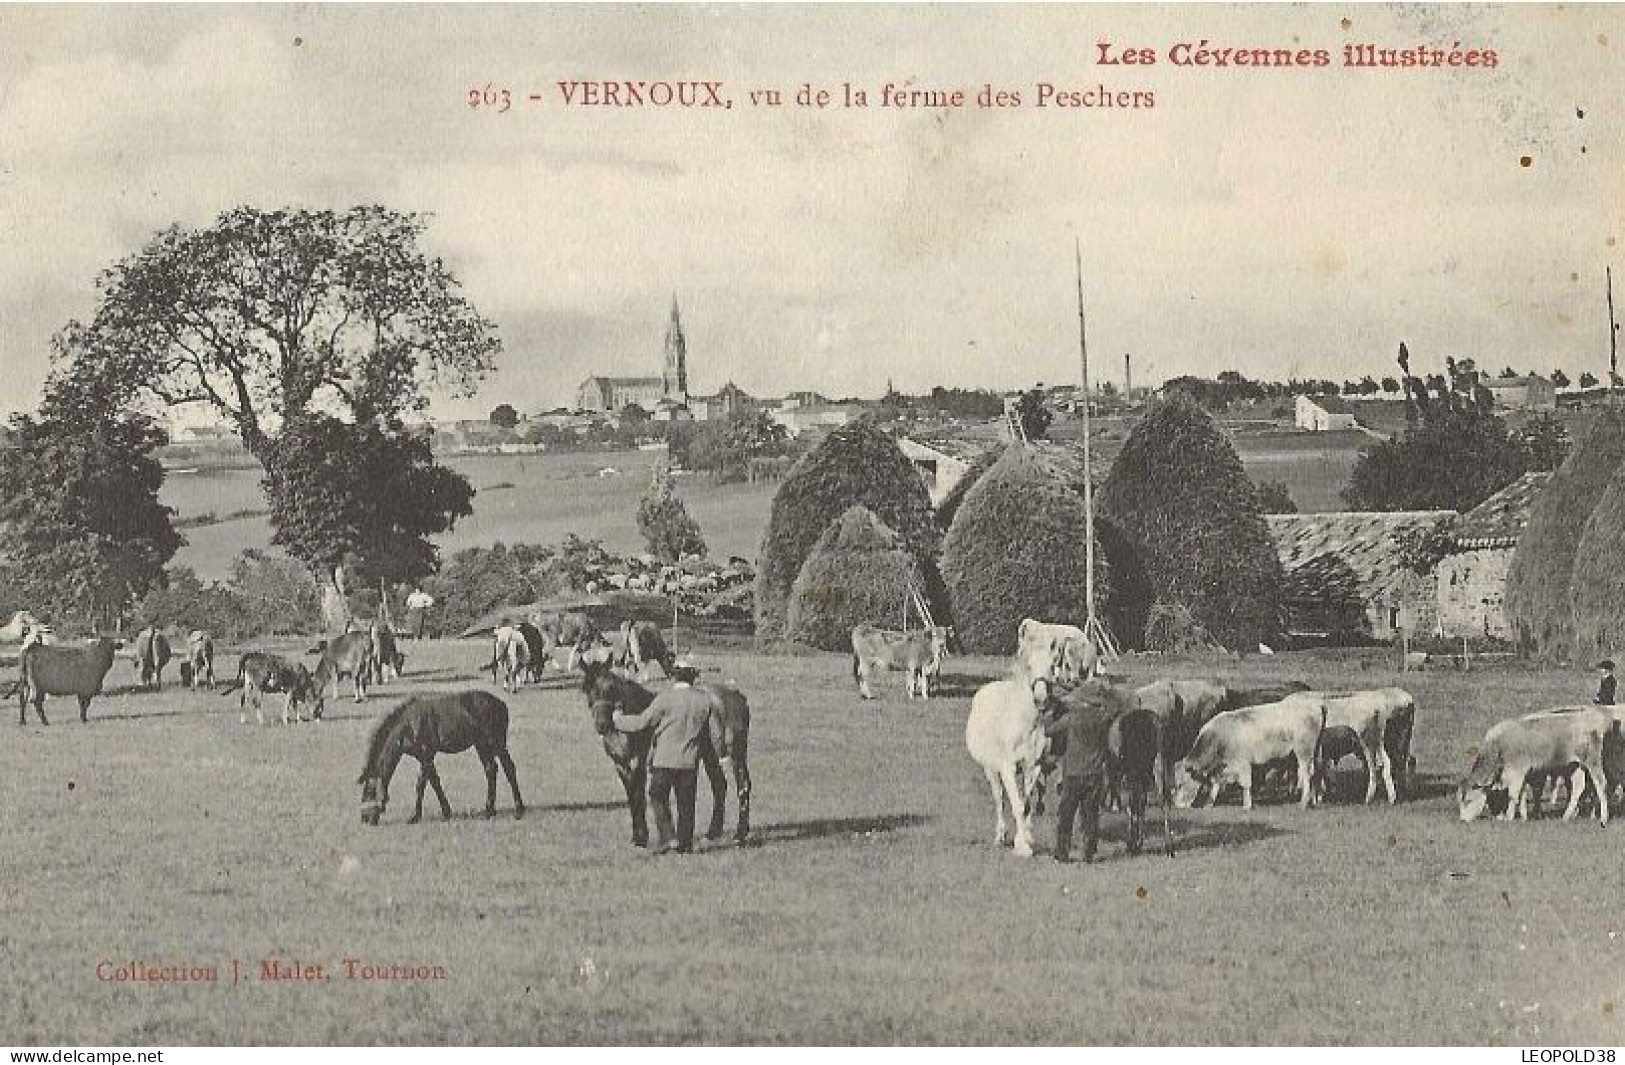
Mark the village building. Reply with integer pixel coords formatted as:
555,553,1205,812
689,381,756,422
1294,393,1360,432
1434,471,1551,640
574,298,691,414
1266,510,1455,642
767,401,865,437
1483,374,1557,411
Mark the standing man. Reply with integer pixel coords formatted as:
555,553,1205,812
1042,678,1134,864
1596,660,1617,706
612,656,731,854
405,587,435,640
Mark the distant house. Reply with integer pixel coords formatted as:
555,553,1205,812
689,381,755,422
575,376,668,414
1484,374,1556,411
898,436,997,506
768,402,864,437
1435,471,1551,640
1294,394,1359,432
1267,510,1456,642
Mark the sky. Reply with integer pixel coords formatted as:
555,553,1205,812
0,4,1621,423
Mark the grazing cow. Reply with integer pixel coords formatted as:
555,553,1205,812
490,625,531,692
1173,696,1329,810
851,624,950,700
11,638,118,725
368,621,404,684
966,664,1050,856
1016,618,1098,683
132,625,172,690
1459,708,1617,824
313,631,373,710
1312,687,1416,804
180,630,215,690
219,652,320,725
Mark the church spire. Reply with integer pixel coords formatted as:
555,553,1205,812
663,295,688,399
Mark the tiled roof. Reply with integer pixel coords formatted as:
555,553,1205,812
1266,510,1455,605
1450,471,1552,550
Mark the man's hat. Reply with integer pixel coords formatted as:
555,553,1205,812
1600,660,1616,671
673,654,700,673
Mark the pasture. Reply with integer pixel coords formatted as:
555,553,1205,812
165,450,779,582
3,640,1624,1045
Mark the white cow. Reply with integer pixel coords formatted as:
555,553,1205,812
1015,618,1097,684
966,665,1051,857
1307,687,1415,804
1173,695,1328,810
1459,708,1615,824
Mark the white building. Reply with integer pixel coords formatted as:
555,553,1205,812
1294,394,1359,431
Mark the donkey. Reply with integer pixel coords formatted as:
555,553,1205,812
579,660,752,846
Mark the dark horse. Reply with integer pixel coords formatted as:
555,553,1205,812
358,691,525,826
579,660,752,846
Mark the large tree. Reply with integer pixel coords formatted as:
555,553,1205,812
262,414,474,590
46,205,499,599
1097,393,1284,650
49,205,499,458
0,402,180,628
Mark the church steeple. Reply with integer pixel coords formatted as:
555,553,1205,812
663,296,688,399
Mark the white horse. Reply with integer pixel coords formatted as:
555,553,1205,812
965,664,1051,857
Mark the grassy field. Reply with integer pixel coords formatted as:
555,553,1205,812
4,640,1624,1045
167,450,779,581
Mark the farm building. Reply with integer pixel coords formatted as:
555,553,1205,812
1435,471,1552,640
1294,394,1359,432
1267,510,1455,642
1484,374,1557,411
898,436,998,506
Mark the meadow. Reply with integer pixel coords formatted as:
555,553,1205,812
3,639,1623,1045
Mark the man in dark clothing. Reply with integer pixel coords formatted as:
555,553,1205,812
1043,678,1135,863
1597,660,1617,706
612,656,731,854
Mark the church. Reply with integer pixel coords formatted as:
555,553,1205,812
574,299,690,416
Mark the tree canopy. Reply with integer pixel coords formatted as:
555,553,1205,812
1097,393,1283,649
262,414,474,587
0,408,180,627
48,205,499,458
636,468,707,562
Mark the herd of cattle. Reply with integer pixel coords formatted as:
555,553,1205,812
852,615,1625,857
6,604,1624,843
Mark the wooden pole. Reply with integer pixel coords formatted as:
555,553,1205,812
1609,265,1619,403
1076,238,1097,629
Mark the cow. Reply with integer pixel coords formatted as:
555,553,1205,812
179,630,215,690
1459,708,1617,824
851,624,950,700
368,620,404,684
219,652,320,726
1016,618,1098,684
312,631,373,710
966,664,1050,857
11,638,118,724
491,625,531,692
132,625,172,690
1312,687,1416,804
1173,695,1329,810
